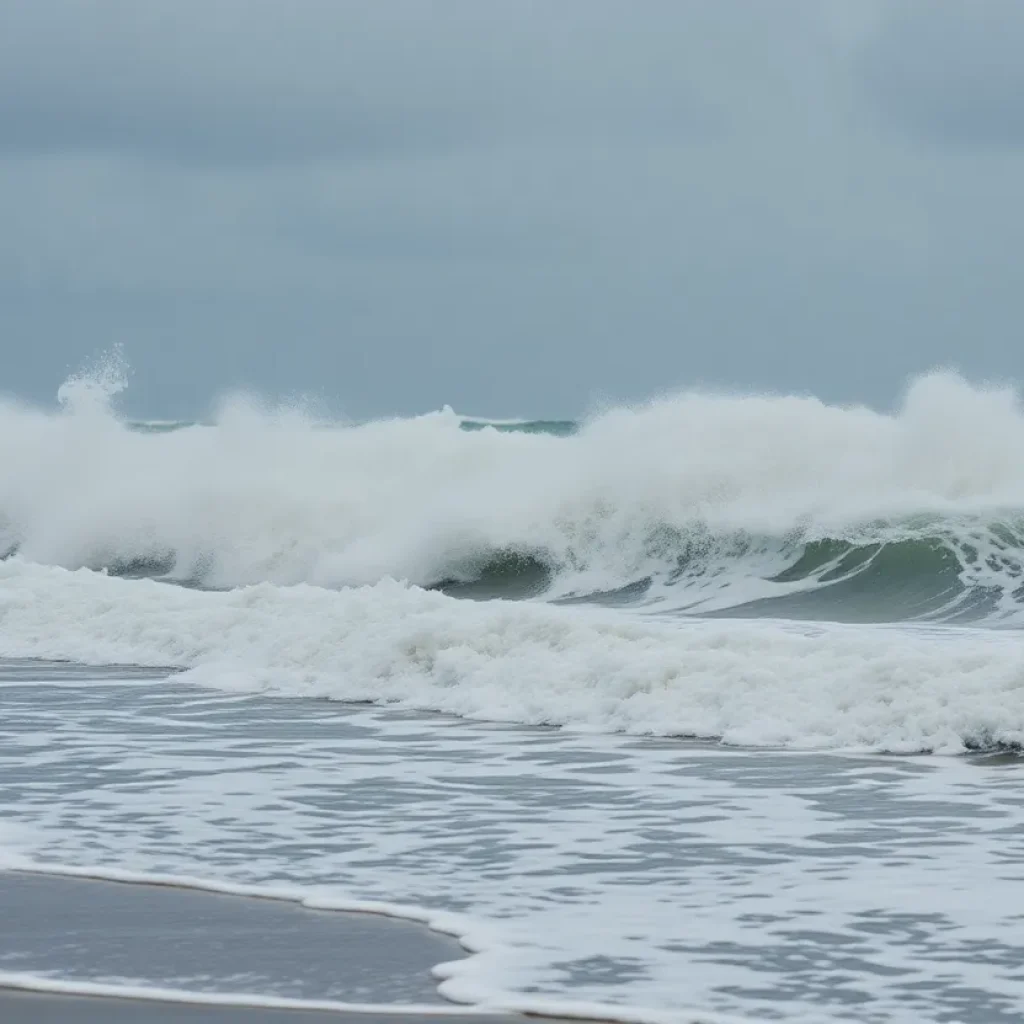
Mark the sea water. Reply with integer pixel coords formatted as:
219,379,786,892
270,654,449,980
2,666,1023,1023
2,367,1024,1022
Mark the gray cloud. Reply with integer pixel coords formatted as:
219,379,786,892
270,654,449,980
0,0,717,165
2,1,1024,420
0,2,480,164
856,0,1024,146
0,87,471,166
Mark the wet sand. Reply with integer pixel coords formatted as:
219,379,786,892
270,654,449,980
0,871,517,1021
0,989,511,1024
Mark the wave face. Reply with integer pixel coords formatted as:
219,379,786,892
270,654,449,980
5,369,1024,626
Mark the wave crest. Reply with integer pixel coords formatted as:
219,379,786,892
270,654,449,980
5,369,1024,623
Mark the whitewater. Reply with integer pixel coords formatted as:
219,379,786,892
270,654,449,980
3,366,1024,1023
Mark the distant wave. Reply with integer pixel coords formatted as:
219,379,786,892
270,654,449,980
128,419,195,433
456,416,577,437
127,414,577,436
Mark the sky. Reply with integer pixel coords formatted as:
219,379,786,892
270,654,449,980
2,0,1024,420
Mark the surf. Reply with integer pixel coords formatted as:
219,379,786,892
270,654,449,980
5,367,1024,625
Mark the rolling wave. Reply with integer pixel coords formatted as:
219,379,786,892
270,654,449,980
432,522,1024,624
5,366,1024,624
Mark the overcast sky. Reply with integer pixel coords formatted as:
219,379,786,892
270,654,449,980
2,0,1024,419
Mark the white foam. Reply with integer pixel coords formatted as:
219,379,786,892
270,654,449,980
4,369,1024,602
2,559,1023,752
0,971,498,1017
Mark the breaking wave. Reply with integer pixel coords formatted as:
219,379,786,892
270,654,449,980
5,369,1024,625
5,365,1024,753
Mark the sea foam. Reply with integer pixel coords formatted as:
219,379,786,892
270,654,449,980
2,559,1023,753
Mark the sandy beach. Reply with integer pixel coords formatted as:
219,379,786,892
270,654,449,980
0,871,512,1022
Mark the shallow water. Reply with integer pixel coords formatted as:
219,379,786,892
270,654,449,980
0,871,459,1005
3,661,1024,1023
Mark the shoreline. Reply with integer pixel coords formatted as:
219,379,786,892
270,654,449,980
0,989,512,1024
0,869,491,1019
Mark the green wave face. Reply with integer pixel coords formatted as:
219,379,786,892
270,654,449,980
730,537,983,623
428,519,1024,626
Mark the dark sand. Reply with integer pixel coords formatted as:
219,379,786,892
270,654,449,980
0,871,526,1022
0,989,512,1023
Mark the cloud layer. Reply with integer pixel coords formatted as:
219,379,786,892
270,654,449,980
2,1,1023,418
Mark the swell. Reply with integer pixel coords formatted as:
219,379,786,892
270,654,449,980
428,525,1024,624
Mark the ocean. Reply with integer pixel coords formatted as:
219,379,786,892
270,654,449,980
2,368,1024,1023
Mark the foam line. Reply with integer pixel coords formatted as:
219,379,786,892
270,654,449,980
0,972,501,1017
3,560,1024,752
